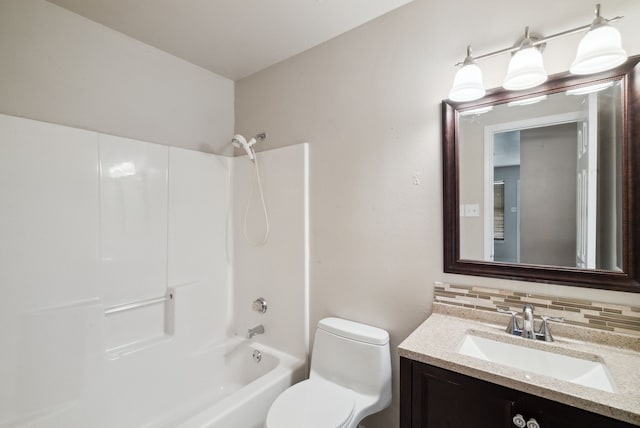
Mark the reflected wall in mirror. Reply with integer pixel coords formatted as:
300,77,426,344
443,56,639,292
459,82,623,270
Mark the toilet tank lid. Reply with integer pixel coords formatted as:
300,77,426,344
318,317,389,345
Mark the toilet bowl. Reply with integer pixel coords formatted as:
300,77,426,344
266,317,392,428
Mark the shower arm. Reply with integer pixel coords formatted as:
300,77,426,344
248,133,267,148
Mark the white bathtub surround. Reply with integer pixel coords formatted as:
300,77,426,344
168,147,232,346
0,114,100,422
0,113,307,427
99,134,170,350
233,143,310,362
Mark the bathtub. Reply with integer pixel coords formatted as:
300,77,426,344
145,337,305,428
4,331,304,428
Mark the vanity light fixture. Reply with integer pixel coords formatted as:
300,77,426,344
503,28,547,91
570,4,627,75
448,4,625,102
448,46,486,102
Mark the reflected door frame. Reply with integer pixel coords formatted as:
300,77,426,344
482,111,586,262
576,93,599,269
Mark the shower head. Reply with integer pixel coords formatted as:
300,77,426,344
232,134,255,160
231,135,245,147
231,133,267,161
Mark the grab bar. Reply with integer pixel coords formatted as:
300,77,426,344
104,293,173,315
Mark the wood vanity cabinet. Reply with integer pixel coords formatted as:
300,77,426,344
400,357,637,428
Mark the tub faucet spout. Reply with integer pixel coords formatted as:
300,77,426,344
247,324,265,339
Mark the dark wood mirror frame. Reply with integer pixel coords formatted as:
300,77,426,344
442,55,640,293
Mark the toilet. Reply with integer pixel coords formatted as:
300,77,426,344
266,317,392,428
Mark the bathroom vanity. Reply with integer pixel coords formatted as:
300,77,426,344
398,304,640,428
400,360,636,428
409,27,640,428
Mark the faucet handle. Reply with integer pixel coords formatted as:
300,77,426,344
252,297,268,313
497,308,521,334
540,315,565,323
538,315,565,342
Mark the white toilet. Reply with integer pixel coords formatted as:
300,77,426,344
266,317,392,428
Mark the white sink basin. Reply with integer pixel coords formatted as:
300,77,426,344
458,333,616,393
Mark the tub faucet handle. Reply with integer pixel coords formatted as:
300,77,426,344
252,297,268,313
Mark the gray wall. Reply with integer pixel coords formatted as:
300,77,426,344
0,0,234,154
520,124,577,267
236,1,640,427
457,92,584,260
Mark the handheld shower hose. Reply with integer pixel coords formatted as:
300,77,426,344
233,133,269,246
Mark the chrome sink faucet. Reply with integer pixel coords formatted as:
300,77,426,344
497,305,564,342
521,304,536,339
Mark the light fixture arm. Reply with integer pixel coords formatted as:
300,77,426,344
454,11,623,66
462,45,473,65
591,4,608,29
523,26,531,46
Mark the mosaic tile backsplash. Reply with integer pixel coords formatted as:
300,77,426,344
434,282,640,336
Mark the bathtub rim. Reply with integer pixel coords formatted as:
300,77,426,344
142,336,307,428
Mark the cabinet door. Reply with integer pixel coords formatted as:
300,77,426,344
526,395,638,428
411,362,523,428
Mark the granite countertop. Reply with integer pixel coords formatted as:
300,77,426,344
398,303,640,425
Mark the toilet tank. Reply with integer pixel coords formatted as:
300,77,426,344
310,318,391,400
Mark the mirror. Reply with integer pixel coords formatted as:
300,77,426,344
442,55,640,292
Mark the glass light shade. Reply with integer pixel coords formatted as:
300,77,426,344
566,81,614,95
570,25,627,75
459,106,493,116
507,95,547,107
503,47,547,91
448,63,485,102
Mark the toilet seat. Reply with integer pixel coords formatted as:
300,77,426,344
265,378,355,428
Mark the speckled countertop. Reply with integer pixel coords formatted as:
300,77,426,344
398,303,640,425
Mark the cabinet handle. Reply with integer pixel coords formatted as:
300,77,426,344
512,414,527,427
526,418,541,428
